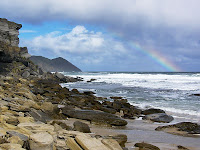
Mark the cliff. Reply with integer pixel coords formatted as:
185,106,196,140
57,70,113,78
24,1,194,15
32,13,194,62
0,18,37,76
30,56,81,72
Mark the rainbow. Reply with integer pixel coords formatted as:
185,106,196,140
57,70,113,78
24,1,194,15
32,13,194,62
129,43,182,72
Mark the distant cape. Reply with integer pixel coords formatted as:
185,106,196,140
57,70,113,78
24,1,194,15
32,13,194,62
30,56,81,72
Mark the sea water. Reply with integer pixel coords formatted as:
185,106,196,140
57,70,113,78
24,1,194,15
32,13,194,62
61,72,200,123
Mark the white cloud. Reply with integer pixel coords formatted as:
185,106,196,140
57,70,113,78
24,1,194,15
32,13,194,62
20,30,37,33
22,25,128,65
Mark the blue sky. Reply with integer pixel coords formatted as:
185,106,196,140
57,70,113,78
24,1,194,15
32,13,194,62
1,0,200,72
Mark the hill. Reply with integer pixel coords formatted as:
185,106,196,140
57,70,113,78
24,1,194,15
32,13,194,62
30,56,81,72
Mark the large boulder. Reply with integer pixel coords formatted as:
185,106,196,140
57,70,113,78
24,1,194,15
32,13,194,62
62,108,127,126
29,132,54,150
142,108,165,115
143,113,174,123
73,121,91,133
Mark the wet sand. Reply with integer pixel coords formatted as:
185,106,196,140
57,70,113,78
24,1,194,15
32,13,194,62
65,117,200,150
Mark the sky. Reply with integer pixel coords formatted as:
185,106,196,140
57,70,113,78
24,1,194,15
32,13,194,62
1,0,200,72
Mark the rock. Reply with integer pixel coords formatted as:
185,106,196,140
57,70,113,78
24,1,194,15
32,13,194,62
75,135,110,150
71,89,79,94
21,70,30,78
0,18,22,47
40,102,54,112
155,122,200,134
55,139,69,150
143,113,174,123
109,134,127,148
18,122,55,133
7,136,24,146
83,91,96,95
7,131,29,145
55,72,65,79
177,145,189,150
0,143,25,150
101,107,117,114
62,108,127,126
73,121,91,133
191,94,200,96
51,120,72,130
18,116,35,123
28,109,52,123
112,101,122,111
142,108,165,115
110,97,123,100
134,142,160,150
29,132,54,150
66,137,82,150
102,139,123,150
5,116,19,125
87,78,96,82
0,129,7,144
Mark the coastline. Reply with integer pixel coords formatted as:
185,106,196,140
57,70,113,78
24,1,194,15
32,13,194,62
0,18,200,150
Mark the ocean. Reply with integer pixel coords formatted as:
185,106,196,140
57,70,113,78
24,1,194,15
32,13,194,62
61,72,200,124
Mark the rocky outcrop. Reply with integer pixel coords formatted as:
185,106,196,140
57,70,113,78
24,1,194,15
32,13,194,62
0,18,22,47
0,18,129,150
155,122,200,136
30,56,81,72
62,108,128,126
0,18,40,76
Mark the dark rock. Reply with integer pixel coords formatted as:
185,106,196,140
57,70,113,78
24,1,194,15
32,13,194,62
21,70,30,78
51,120,72,130
73,121,91,133
83,91,96,95
155,122,200,134
143,113,174,123
62,108,127,126
7,131,30,149
112,101,122,111
7,131,28,142
71,89,80,94
102,101,113,108
110,96,123,100
28,109,52,123
191,94,200,96
134,142,160,150
101,107,117,114
142,108,165,115
87,78,96,82
177,145,189,150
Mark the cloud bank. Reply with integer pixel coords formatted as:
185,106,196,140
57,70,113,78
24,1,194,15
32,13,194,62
1,0,200,71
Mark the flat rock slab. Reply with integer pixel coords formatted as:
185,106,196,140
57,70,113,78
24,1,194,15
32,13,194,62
143,113,174,123
66,137,82,150
62,108,127,126
102,139,123,150
156,122,200,135
75,135,110,150
134,142,160,150
29,132,53,150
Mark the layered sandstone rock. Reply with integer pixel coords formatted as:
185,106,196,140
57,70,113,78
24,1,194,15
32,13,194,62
0,18,22,47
